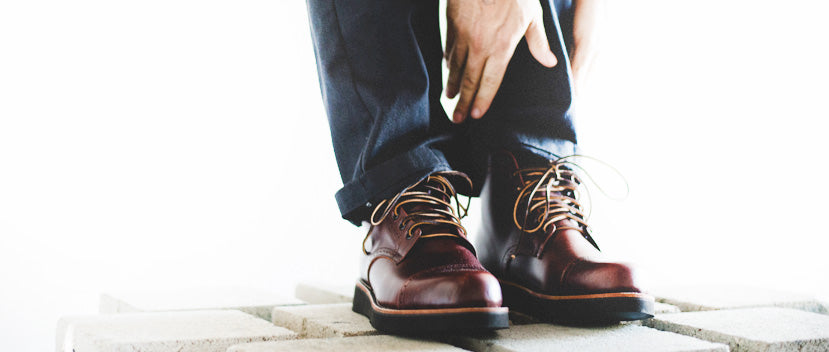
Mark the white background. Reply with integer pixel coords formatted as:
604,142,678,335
1,1,828,350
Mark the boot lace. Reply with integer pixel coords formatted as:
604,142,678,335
513,156,614,252
363,171,472,254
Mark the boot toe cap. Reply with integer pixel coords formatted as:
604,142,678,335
399,270,503,309
564,260,643,294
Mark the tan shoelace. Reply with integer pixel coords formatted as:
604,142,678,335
512,158,601,252
364,172,471,254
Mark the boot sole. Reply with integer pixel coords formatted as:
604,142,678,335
352,280,509,334
500,280,655,324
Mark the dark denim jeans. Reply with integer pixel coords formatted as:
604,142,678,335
307,0,578,224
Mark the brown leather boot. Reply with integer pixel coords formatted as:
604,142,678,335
475,151,654,324
352,172,508,333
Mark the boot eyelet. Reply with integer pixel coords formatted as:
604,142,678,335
398,223,405,230
405,233,412,240
392,213,398,220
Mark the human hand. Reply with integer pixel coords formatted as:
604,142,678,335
445,0,557,124
570,0,605,95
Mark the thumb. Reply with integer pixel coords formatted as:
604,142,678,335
525,19,557,67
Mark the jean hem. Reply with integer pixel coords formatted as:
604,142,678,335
334,145,453,225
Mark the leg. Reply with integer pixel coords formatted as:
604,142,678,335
471,0,655,323
451,0,578,188
306,0,508,333
307,0,458,225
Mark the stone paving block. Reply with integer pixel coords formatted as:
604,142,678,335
57,310,296,352
294,282,354,304
271,302,377,338
651,284,828,314
100,286,303,321
655,301,682,314
228,335,467,352
643,307,829,352
56,315,99,352
450,323,728,352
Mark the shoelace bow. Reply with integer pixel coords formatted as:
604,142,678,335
363,172,471,254
512,156,606,253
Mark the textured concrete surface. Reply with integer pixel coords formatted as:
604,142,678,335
57,310,296,352
294,282,354,304
651,284,828,314
54,283,826,351
643,307,829,352
228,335,467,352
655,302,682,314
451,323,728,352
99,286,303,321
271,302,377,338
56,315,99,352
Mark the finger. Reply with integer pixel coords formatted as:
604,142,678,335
470,56,510,119
444,25,455,61
452,53,485,123
525,19,557,67
445,42,468,99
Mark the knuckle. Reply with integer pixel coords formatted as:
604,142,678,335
496,32,513,48
480,74,499,89
469,33,486,52
455,21,471,37
461,73,478,89
517,12,531,26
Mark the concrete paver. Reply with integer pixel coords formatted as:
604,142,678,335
99,286,303,321
57,310,296,352
228,335,467,352
643,307,829,352
450,323,728,352
57,282,826,351
651,284,828,314
655,302,682,314
271,302,377,338
294,282,354,304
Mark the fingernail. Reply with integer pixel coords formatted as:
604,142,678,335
471,108,481,118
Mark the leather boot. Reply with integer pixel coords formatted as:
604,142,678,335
475,151,654,323
352,172,509,333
